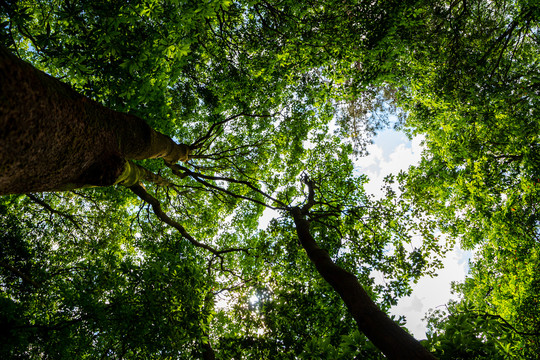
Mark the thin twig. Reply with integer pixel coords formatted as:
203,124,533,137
168,164,286,208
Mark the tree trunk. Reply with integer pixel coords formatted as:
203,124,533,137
0,46,188,194
291,208,437,360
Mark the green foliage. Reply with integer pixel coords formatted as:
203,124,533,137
2,0,539,357
0,0,437,350
379,0,540,357
0,195,211,359
393,0,540,249
424,301,540,359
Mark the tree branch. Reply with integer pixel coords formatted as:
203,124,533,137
300,173,316,213
168,164,287,209
452,310,540,337
128,184,249,256
0,260,40,288
26,193,82,231
116,161,175,188
190,112,273,150
290,179,437,360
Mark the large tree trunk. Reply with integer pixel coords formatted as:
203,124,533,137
0,46,188,194
291,208,437,360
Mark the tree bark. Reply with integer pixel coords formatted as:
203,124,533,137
0,46,188,194
291,208,437,360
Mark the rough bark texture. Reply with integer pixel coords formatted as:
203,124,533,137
0,46,188,194
291,208,437,360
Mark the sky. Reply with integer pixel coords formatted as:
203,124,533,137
354,128,471,338
255,126,472,338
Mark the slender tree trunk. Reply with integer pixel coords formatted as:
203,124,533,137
201,342,216,360
0,46,188,194
291,208,437,360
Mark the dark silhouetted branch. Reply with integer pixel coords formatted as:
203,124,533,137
129,184,249,256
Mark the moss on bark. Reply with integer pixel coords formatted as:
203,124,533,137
0,46,188,194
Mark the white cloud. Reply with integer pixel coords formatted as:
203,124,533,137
355,129,469,339
355,130,424,198
391,247,471,338
252,127,469,339
402,295,424,313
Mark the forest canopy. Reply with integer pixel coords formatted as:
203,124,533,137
1,0,539,359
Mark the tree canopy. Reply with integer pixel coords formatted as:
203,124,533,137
1,0,539,358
